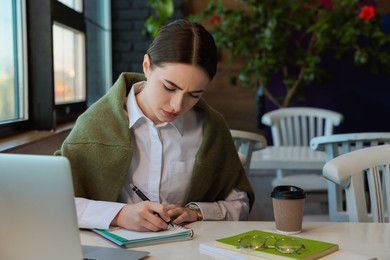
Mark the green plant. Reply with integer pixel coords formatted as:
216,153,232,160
144,0,174,37
191,0,390,108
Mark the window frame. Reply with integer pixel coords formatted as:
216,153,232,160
0,0,112,139
28,0,86,130
0,0,29,137
52,0,87,124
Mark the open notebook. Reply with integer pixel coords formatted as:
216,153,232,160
93,224,194,248
0,153,149,260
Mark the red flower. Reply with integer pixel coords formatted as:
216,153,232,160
319,0,333,9
359,6,375,21
210,16,221,25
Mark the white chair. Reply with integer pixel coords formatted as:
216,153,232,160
323,144,390,222
261,107,343,211
230,129,267,173
310,132,390,221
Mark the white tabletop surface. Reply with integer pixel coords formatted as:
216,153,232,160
250,146,327,170
80,221,390,260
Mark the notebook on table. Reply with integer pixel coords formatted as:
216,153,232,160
0,153,149,260
93,224,194,248
211,229,339,260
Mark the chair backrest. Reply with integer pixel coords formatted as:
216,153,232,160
323,144,390,223
311,133,390,160
311,133,390,221
230,129,267,173
262,107,343,146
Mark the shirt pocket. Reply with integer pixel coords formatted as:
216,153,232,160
164,161,194,204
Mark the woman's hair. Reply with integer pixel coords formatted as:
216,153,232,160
147,19,218,81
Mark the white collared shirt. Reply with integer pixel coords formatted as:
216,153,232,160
76,82,249,229
118,81,203,205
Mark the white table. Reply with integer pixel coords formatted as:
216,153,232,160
80,221,390,259
250,146,327,171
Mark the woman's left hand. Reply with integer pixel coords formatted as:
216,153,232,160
167,206,199,224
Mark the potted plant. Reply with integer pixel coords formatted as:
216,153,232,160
190,0,390,108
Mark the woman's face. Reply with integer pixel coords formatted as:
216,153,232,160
137,54,210,125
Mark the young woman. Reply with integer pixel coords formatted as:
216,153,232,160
56,20,254,232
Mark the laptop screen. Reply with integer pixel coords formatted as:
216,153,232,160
0,153,150,260
0,153,84,260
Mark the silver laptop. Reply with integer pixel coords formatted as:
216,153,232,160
0,153,149,260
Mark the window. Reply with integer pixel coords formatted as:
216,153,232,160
84,0,112,105
53,23,86,105
0,0,27,125
52,0,86,123
0,0,112,138
57,0,83,12
54,0,87,107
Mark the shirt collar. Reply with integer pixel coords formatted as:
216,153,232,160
127,81,185,136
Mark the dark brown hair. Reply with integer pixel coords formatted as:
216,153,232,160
147,19,218,81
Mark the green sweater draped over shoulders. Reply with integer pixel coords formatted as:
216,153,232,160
56,72,254,209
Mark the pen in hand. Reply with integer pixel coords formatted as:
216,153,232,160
130,183,174,228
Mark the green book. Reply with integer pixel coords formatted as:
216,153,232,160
93,224,193,248
215,230,338,260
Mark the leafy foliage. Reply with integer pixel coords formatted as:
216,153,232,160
190,0,390,107
144,0,174,37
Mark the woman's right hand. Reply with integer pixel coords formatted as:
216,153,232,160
110,201,175,232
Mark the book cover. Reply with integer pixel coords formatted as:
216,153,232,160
200,241,375,260
215,230,338,260
93,224,193,248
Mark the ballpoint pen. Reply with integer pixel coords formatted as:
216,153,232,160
130,183,174,228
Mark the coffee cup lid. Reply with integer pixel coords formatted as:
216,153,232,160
271,185,306,200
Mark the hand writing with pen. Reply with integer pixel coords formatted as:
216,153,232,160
110,184,201,232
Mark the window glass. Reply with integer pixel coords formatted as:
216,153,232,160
84,0,112,105
57,0,83,12
0,0,27,124
53,23,86,105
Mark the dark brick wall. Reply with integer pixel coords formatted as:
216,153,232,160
111,0,184,82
